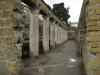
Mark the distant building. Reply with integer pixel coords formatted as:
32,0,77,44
68,21,78,27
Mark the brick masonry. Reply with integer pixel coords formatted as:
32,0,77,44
0,0,24,75
77,0,100,75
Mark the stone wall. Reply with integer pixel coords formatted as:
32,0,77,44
0,0,24,75
67,27,77,40
77,0,100,75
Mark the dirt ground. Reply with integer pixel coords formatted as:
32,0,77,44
23,40,84,75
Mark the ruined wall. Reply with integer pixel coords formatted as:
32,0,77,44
77,0,100,75
67,27,77,40
0,0,24,75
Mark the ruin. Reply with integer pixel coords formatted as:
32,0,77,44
0,0,68,75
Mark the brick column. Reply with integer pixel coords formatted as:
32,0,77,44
43,15,50,51
0,0,24,75
50,21,55,49
30,7,39,57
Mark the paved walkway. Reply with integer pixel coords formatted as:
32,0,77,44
23,40,84,75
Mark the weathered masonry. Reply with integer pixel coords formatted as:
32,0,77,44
0,0,68,75
77,0,100,75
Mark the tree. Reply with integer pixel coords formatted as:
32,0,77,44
52,2,70,26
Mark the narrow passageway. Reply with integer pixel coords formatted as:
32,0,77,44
24,41,84,75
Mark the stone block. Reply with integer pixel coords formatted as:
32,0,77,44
90,59,100,64
19,37,24,43
90,32,96,36
0,53,4,60
89,11,95,15
97,65,100,70
97,31,100,36
0,37,6,44
90,70,100,75
96,10,100,14
90,5,100,10
88,15,100,21
90,42,98,47
0,70,9,75
2,28,14,36
5,19,17,27
90,0,100,4
87,26,100,30
9,71,18,75
90,64,97,69
88,48,100,52
2,10,13,18
5,53,18,61
6,2,15,10
7,61,19,70
0,3,5,10
0,12,1,18
6,45,17,53
0,19,4,27
87,36,100,41
6,36,18,44
0,45,5,52
0,61,6,69
97,21,100,26
87,21,97,26
97,54,100,58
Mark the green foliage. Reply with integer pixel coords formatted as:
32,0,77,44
52,2,70,26
24,24,29,28
21,41,44,60
39,40,44,53
21,42,30,59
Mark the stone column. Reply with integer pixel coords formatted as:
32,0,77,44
58,26,61,45
50,21,55,49
61,28,63,44
30,7,39,57
59,27,62,44
55,23,59,46
43,15,50,51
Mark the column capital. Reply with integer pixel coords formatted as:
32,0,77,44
43,15,50,21
30,7,40,14
50,20,56,25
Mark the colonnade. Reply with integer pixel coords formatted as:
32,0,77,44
30,7,68,57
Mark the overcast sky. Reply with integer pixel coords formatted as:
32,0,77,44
44,0,83,22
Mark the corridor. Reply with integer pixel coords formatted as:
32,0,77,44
23,41,84,75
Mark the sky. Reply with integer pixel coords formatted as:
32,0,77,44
44,0,83,22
